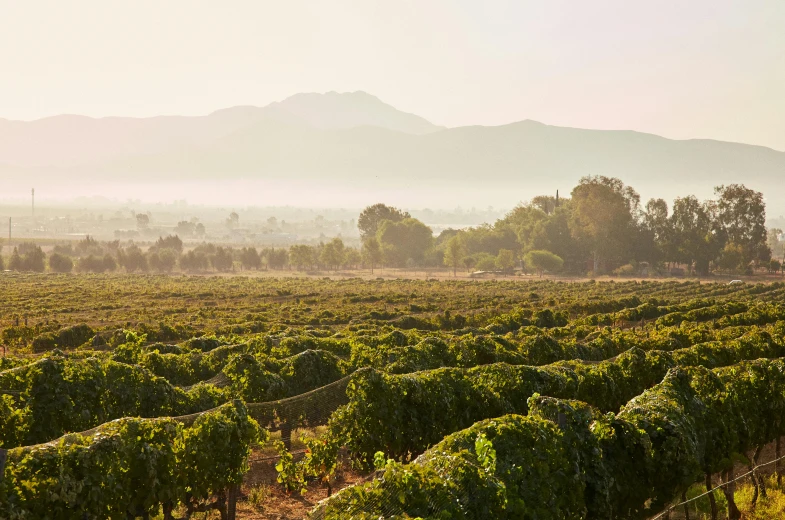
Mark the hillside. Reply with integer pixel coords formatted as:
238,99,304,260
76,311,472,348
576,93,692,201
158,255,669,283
1,92,784,212
0,91,442,168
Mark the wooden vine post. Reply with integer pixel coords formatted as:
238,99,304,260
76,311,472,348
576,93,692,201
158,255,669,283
281,420,293,449
227,485,239,520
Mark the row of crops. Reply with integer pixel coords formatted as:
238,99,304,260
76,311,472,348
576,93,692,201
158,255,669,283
3,278,785,518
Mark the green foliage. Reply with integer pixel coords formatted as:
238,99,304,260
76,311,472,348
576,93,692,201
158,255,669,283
377,217,433,267
474,433,496,474
0,352,228,447
524,249,564,276
47,252,73,273
0,401,262,517
3,276,785,517
223,354,287,402
318,358,785,518
330,330,785,468
8,244,45,272
358,203,410,239
275,440,306,494
300,434,342,493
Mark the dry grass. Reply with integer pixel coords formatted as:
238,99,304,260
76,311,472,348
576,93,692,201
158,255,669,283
735,475,785,519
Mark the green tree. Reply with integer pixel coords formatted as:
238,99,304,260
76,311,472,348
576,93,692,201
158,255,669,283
150,235,183,254
643,198,672,265
531,195,558,215
362,237,383,273
377,218,433,267
265,248,288,270
669,196,720,276
718,242,745,273
210,247,234,272
443,235,466,276
715,184,770,266
8,249,21,271
474,253,497,271
118,244,148,272
343,248,361,269
238,247,262,270
569,176,639,273
320,238,345,271
175,220,196,236
768,228,783,260
10,243,46,272
48,252,73,273
499,204,548,249
179,251,209,272
148,248,177,272
495,249,515,273
524,250,564,278
358,203,410,239
289,245,316,270
102,254,117,272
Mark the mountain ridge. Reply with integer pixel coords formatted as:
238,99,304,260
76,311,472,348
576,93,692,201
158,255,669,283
1,91,783,214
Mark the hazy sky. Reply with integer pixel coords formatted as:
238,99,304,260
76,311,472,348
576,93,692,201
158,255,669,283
1,0,784,150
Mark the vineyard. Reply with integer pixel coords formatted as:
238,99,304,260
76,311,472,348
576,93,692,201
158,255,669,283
3,273,785,518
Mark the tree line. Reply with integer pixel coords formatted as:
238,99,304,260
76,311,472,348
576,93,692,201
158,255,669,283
1,176,780,277
356,178,779,277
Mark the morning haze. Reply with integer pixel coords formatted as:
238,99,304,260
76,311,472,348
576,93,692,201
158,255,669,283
5,3,785,519
1,1,784,215
2,90,785,215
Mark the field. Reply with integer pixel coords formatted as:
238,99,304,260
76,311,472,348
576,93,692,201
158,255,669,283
3,273,785,519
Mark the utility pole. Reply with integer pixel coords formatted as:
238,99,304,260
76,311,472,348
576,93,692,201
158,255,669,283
32,188,35,223
7,217,10,251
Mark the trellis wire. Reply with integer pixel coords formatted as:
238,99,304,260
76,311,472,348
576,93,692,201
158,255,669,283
650,450,785,520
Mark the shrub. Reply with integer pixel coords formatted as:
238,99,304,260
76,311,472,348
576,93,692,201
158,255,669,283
48,252,74,273
31,333,57,353
8,244,46,272
613,263,637,276
524,250,564,277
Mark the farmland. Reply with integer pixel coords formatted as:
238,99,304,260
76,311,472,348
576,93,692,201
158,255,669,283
2,273,785,519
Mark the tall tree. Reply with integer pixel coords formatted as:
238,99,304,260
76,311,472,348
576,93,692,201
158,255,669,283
320,238,345,271
714,184,770,266
768,229,784,262
527,204,582,270
569,176,639,273
289,245,316,270
643,198,672,264
358,204,411,239
443,234,466,276
669,196,719,275
362,237,383,273
377,218,433,267
239,247,262,270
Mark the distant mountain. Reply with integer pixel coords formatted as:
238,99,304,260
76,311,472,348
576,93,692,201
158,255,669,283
75,117,785,190
264,91,442,135
0,91,442,168
1,92,784,213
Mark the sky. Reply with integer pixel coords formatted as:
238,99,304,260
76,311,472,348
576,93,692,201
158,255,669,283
0,0,784,150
